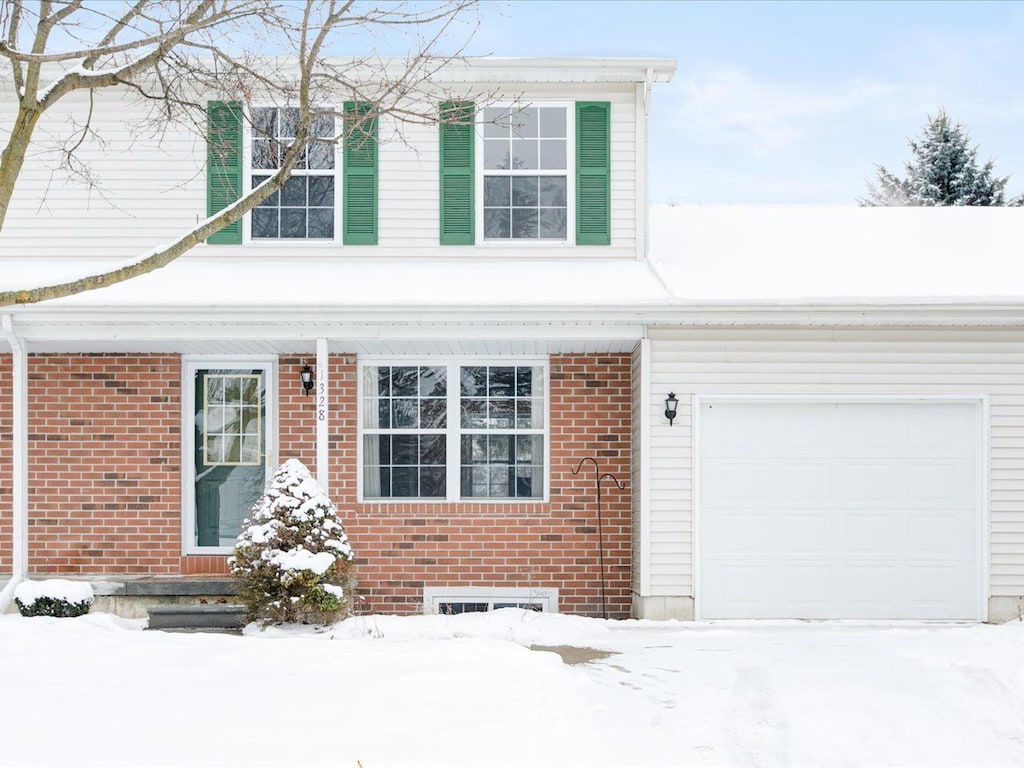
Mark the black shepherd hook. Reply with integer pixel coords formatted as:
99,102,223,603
571,456,625,620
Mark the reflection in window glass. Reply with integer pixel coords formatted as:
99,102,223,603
362,366,447,499
360,362,546,501
460,366,544,499
483,106,568,241
250,106,335,240
204,374,262,466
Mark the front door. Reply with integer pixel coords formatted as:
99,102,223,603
186,361,274,551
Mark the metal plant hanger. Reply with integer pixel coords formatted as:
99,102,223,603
571,456,626,620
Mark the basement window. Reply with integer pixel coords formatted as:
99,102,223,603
424,587,558,615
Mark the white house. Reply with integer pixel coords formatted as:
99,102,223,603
3,57,1024,623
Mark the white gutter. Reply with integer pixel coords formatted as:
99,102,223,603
0,314,27,613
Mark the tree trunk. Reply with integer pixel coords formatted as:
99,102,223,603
0,104,42,232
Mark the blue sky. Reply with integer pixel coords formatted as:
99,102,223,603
461,1,1024,204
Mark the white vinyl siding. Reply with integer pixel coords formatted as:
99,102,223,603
0,88,205,259
0,84,637,260
646,327,1024,602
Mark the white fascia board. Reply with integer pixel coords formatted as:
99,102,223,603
12,302,1024,335
644,303,1024,327
8,304,664,326
452,57,677,83
263,56,677,84
10,315,649,342
97,56,676,88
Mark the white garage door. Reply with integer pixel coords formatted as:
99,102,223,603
698,400,982,620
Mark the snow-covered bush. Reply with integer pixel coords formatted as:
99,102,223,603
229,459,355,625
15,579,94,618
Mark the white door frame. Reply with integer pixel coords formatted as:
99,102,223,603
692,394,990,621
181,355,278,556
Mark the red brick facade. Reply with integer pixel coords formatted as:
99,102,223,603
27,354,182,574
4,352,633,618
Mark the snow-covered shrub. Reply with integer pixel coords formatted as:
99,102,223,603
229,459,355,625
14,579,94,618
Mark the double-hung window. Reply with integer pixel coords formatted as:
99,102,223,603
205,100,378,246
439,100,610,247
360,360,547,501
250,107,337,240
481,106,569,241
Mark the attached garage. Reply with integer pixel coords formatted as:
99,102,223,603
696,399,984,620
629,208,1024,624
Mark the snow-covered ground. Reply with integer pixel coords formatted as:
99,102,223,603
3,610,1024,767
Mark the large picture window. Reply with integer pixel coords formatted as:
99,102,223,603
249,106,336,240
481,106,568,241
360,360,547,501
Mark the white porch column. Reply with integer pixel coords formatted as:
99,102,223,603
637,337,652,598
2,315,28,599
315,338,329,493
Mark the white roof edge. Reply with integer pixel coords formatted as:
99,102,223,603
0,57,676,96
458,57,677,82
9,301,1024,329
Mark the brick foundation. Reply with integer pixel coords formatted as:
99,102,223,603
11,352,633,618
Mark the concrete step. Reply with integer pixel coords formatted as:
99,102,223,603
148,603,246,630
92,577,237,598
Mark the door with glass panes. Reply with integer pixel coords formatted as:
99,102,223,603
186,362,274,551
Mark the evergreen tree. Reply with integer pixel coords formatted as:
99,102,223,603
230,459,355,625
861,110,1023,206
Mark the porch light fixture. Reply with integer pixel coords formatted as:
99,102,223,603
300,365,315,396
664,392,678,425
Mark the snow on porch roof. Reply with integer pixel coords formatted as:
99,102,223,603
0,256,672,313
649,205,1024,304
4,205,1024,323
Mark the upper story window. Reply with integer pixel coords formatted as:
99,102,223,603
481,107,569,241
204,100,377,246
439,100,610,248
249,107,337,240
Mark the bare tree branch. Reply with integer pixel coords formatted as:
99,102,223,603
4,0,25,96
0,0,484,306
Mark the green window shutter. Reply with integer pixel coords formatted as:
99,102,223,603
439,101,475,245
576,101,611,246
343,102,378,245
206,101,243,245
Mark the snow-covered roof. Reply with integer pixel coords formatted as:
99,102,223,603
4,205,1024,352
0,256,670,310
649,205,1024,304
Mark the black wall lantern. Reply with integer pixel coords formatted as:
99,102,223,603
300,364,315,396
664,392,678,425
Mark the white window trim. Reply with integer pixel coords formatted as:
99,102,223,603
357,357,550,504
475,102,576,248
181,355,278,556
423,586,559,614
241,105,342,246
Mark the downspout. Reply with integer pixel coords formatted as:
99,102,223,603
637,67,677,304
0,314,27,613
